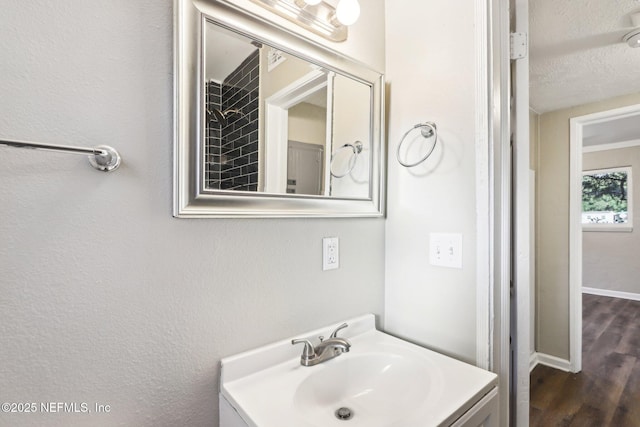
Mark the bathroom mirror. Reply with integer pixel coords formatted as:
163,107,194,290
174,0,385,217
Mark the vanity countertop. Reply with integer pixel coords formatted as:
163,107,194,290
220,314,497,427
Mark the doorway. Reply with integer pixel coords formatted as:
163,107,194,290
286,140,324,195
529,103,640,425
569,103,640,373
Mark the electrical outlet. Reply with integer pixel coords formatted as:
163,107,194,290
323,237,339,270
429,233,463,269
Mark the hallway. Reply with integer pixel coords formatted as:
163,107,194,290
530,294,640,426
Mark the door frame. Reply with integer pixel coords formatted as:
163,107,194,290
511,0,531,426
480,0,522,425
484,0,531,425
568,103,640,373
263,69,329,193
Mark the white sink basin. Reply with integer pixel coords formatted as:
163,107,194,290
293,350,439,426
220,315,497,427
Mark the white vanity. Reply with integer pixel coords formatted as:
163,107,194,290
219,315,498,427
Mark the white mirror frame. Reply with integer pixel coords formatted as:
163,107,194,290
173,0,385,218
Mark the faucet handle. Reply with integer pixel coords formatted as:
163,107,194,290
291,339,316,359
330,323,349,338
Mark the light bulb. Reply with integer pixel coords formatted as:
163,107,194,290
304,0,322,4
336,0,360,26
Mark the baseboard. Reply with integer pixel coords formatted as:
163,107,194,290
534,352,572,372
530,352,539,372
583,287,640,302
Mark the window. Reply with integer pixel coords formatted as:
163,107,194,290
582,166,632,231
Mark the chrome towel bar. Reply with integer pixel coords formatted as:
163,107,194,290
0,138,121,172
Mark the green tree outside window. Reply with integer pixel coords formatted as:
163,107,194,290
582,167,631,225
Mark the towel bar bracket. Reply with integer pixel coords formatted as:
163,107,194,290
87,145,121,172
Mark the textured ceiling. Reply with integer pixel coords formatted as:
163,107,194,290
530,0,640,113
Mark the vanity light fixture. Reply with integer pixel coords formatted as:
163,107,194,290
250,0,361,42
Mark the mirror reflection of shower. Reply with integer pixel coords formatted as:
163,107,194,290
207,108,246,128
203,29,260,192
203,19,372,197
203,20,263,192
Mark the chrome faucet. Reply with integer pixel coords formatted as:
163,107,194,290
291,323,351,366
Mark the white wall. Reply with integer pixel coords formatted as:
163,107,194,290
0,1,385,426
330,75,371,198
384,0,479,362
288,102,326,146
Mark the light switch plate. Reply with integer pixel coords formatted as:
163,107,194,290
429,233,463,269
323,237,339,270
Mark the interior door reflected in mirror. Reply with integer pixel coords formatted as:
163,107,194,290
204,20,371,198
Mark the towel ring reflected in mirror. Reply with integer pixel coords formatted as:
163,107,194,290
330,141,363,178
396,122,438,168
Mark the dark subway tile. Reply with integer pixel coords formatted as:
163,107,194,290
235,155,248,166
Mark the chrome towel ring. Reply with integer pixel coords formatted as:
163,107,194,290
396,122,438,168
330,141,363,178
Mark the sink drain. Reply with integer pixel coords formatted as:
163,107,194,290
335,407,354,421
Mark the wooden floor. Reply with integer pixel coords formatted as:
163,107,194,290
530,294,640,427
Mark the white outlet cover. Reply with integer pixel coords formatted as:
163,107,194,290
322,237,339,271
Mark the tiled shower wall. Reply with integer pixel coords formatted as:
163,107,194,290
220,49,259,191
205,81,222,189
205,49,260,191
